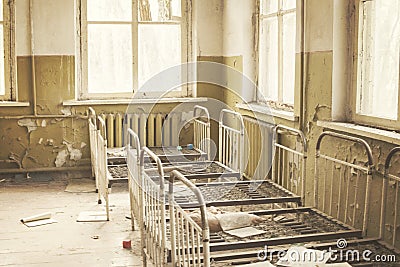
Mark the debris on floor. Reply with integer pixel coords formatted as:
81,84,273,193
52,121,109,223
20,212,58,227
77,211,108,222
122,240,131,249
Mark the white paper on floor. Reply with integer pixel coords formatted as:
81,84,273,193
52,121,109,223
223,226,266,238
21,212,58,227
77,211,108,222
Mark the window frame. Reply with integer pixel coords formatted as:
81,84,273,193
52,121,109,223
0,0,16,101
256,0,297,110
76,0,192,100
351,0,400,130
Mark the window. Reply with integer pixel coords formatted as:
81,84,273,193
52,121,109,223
0,0,16,101
77,0,191,99
354,0,400,128
258,0,296,108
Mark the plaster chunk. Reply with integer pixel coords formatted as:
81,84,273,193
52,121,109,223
61,107,72,116
17,119,38,133
69,148,82,161
55,150,68,167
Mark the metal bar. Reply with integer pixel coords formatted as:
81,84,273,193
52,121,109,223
208,230,363,252
329,162,334,216
319,154,369,172
344,165,350,225
393,181,399,247
274,144,305,157
352,170,360,228
175,196,302,208
337,165,343,219
317,131,374,166
362,172,373,236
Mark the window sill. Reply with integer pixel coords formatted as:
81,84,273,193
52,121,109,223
317,121,400,145
63,97,208,106
236,103,298,122
0,101,30,107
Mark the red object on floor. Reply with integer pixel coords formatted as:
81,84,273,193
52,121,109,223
122,240,131,249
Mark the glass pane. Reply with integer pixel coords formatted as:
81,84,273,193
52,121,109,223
87,0,131,21
282,12,296,104
138,24,181,89
88,24,133,93
0,0,3,21
0,25,5,95
357,0,400,119
171,0,181,18
261,0,278,15
258,18,278,101
139,0,180,21
282,0,296,10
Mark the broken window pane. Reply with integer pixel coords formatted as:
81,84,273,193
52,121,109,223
259,18,278,101
87,0,131,22
138,24,181,90
261,0,278,15
88,24,133,93
139,0,180,22
357,0,400,119
282,12,296,104
0,25,4,95
282,0,296,10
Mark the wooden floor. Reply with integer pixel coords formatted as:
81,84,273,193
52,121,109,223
0,175,143,266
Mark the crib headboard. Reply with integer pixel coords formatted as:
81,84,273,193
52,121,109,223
219,109,245,178
315,131,374,236
383,147,400,249
193,105,211,160
272,125,307,203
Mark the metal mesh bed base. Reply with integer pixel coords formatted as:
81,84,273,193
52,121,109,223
173,180,301,207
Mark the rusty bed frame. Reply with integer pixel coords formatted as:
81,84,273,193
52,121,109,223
127,118,310,266
207,144,400,266
90,105,211,219
165,131,382,266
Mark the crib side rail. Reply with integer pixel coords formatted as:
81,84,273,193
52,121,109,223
96,116,109,220
88,108,98,184
127,129,141,231
139,147,167,266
